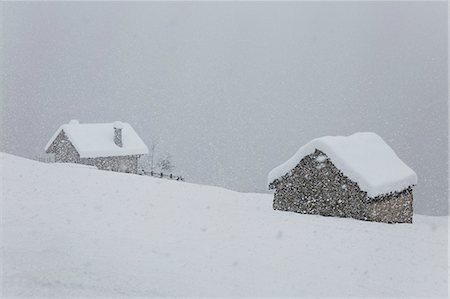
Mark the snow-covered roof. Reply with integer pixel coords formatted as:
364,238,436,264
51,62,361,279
268,132,417,198
45,120,149,158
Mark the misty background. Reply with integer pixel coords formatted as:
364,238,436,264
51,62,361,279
1,2,447,215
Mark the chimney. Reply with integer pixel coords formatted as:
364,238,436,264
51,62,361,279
113,121,123,147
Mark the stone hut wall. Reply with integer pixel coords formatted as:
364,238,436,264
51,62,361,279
366,189,413,223
270,149,413,223
46,131,81,163
80,155,139,174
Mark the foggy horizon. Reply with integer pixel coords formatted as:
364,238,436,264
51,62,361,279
1,2,448,215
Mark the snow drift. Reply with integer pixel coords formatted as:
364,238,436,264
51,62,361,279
1,153,447,297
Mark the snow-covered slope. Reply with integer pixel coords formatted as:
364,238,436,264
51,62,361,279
1,153,447,297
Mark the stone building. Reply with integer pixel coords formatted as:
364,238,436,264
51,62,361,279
268,132,417,223
45,120,149,174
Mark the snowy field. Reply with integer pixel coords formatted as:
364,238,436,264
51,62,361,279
1,153,448,297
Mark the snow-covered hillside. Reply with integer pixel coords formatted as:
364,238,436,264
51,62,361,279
1,153,447,297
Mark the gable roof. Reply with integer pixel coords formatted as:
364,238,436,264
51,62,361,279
268,132,417,198
45,120,149,158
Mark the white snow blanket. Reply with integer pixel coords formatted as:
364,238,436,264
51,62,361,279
45,121,149,158
1,153,446,297
268,132,418,198
53,163,98,170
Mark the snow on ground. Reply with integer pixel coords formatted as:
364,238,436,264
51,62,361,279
1,153,447,297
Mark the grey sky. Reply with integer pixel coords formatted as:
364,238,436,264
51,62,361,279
1,2,447,215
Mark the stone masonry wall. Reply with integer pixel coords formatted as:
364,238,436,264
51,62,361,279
46,131,81,163
367,189,413,223
80,155,139,174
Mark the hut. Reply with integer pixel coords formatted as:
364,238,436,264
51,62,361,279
45,120,148,174
268,132,417,223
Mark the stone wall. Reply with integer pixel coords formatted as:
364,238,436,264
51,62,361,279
81,155,139,174
270,149,413,223
366,189,413,223
46,131,81,163
46,130,140,174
